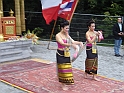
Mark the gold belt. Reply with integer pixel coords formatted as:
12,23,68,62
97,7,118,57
86,48,92,50
56,51,64,56
57,48,65,51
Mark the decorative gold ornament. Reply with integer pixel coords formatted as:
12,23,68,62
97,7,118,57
9,9,14,16
25,30,39,44
0,34,4,42
0,10,3,17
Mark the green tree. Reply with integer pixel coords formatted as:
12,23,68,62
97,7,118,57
76,0,124,16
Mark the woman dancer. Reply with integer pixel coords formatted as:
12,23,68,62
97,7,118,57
56,20,83,90
85,20,102,80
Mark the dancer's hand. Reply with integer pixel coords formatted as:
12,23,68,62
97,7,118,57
72,45,79,58
98,31,104,40
80,42,84,48
118,32,124,36
120,32,124,36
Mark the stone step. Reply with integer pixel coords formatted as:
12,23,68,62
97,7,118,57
0,46,16,52
0,41,16,47
0,40,32,63
0,46,14,50
0,40,32,47
0,48,19,52
0,50,22,57
0,54,30,63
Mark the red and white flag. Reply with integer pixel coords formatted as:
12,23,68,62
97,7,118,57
41,0,62,24
59,0,78,21
41,0,78,24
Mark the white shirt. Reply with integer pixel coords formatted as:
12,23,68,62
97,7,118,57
118,23,122,31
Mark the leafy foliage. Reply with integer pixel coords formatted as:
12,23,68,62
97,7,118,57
32,27,43,38
3,0,124,16
76,0,124,16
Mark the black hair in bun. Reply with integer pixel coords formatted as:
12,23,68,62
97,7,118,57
87,20,95,27
60,19,69,28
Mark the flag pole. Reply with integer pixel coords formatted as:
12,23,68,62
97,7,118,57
47,20,57,49
69,0,79,23
67,0,79,39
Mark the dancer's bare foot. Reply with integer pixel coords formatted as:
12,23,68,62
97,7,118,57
92,75,100,81
84,73,88,79
62,84,68,90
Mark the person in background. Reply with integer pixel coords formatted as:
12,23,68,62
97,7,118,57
56,19,83,90
113,17,124,57
85,20,102,80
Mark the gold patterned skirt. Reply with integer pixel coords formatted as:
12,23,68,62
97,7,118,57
56,49,74,84
85,46,98,75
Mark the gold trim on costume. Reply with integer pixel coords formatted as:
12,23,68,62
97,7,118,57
58,63,72,69
56,51,64,56
58,73,73,77
86,48,92,50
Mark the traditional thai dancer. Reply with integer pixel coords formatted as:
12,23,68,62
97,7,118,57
85,20,103,80
56,20,83,90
